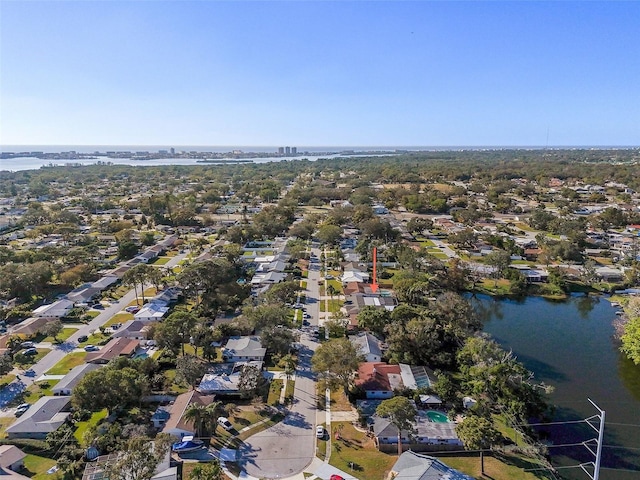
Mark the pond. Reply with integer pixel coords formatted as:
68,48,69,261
473,294,640,480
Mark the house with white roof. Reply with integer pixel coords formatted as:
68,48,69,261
32,299,74,318
135,303,170,322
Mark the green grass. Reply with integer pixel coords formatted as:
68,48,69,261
284,379,295,403
320,299,343,313
22,379,60,404
104,312,134,327
75,409,108,443
78,331,110,346
0,374,16,389
46,351,87,375
327,422,550,480
328,422,395,479
42,327,77,343
267,379,284,405
439,453,552,480
151,256,171,265
23,454,57,480
0,417,15,439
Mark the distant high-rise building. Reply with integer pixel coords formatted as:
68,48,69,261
291,147,297,154
285,146,291,155
278,147,285,155
170,147,175,155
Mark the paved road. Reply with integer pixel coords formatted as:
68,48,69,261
240,245,323,478
0,252,188,408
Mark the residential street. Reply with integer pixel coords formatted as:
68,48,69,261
239,246,323,478
0,251,188,409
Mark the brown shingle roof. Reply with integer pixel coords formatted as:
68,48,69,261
85,338,139,364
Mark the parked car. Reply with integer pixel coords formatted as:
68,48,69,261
20,341,35,349
217,417,233,431
15,403,30,417
316,425,325,438
24,369,36,377
302,320,310,326
92,303,104,309
84,345,99,352
330,475,345,480
77,335,89,343
22,348,37,356
125,306,140,313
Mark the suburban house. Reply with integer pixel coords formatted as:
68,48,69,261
52,363,103,396
85,338,139,364
137,250,159,264
350,332,383,362
222,337,266,363
150,287,181,306
160,390,208,438
0,445,26,472
9,317,50,337
356,362,403,399
32,299,74,318
66,285,102,306
198,361,263,396
341,269,369,285
82,446,177,480
111,320,153,341
371,413,462,452
90,275,119,290
134,303,170,322
6,396,71,439
388,450,474,480
356,363,438,400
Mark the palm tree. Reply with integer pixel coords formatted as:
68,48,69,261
203,401,224,436
123,263,156,305
183,403,206,437
280,354,297,384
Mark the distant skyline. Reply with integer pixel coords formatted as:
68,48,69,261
1,1,639,147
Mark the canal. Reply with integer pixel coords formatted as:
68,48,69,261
474,294,640,480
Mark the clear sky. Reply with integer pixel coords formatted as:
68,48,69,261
1,1,638,147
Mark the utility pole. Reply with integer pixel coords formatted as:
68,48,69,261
580,398,605,480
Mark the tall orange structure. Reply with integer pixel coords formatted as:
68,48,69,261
371,246,379,293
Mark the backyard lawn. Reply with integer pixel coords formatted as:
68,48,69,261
327,422,550,480
75,409,108,442
23,454,57,480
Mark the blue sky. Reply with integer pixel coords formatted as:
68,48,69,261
1,1,638,147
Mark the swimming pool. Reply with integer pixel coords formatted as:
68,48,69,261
425,410,450,423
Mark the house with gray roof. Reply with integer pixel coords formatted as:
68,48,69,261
389,450,473,480
222,336,266,362
350,332,382,362
370,413,462,452
6,396,71,439
52,363,103,396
